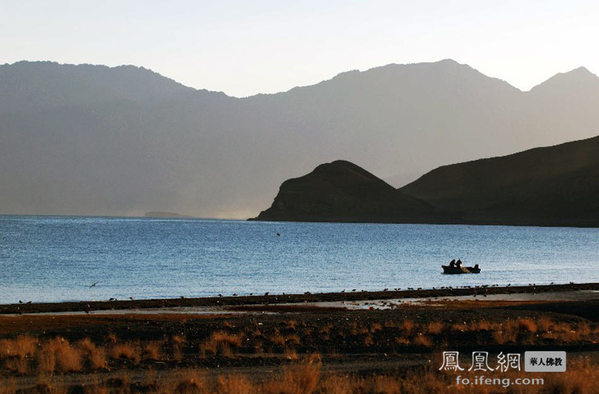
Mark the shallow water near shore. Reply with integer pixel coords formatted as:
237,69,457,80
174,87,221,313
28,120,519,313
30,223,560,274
1,215,598,304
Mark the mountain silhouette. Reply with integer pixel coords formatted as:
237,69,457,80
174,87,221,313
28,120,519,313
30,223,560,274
252,160,433,222
254,135,599,226
1,59,599,217
400,135,599,226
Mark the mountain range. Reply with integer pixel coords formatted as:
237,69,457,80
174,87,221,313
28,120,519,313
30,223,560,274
1,59,599,217
253,135,599,226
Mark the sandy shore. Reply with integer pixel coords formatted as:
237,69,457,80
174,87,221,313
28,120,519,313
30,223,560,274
1,282,598,315
1,283,597,392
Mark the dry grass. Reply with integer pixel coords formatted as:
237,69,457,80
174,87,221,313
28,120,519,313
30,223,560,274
0,335,37,359
36,337,83,373
262,354,321,394
284,346,299,360
269,330,287,347
77,338,108,370
285,320,298,331
0,335,37,374
319,374,354,394
0,315,596,387
0,378,16,394
348,320,359,335
383,320,397,328
142,340,163,361
536,317,553,332
173,370,209,393
53,338,84,372
1,351,597,394
110,342,141,363
472,319,492,331
518,318,538,333
223,320,236,329
541,356,597,393
200,331,244,357
492,327,519,345
413,334,433,348
217,374,254,394
318,323,333,335
425,321,444,335
576,321,592,337
286,334,301,346
172,334,186,361
399,320,415,335
451,322,469,332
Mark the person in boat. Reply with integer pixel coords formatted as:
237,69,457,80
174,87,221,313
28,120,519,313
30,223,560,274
473,264,479,270
449,259,456,268
456,259,462,268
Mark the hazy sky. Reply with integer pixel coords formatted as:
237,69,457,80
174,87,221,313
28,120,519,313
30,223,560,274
2,0,598,97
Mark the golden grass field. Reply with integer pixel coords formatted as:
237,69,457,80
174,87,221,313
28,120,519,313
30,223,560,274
0,304,597,393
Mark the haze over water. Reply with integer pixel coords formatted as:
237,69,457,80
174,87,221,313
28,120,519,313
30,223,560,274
1,215,598,304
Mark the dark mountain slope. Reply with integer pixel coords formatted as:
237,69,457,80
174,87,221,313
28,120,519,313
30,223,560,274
400,135,599,226
255,136,599,226
253,160,433,222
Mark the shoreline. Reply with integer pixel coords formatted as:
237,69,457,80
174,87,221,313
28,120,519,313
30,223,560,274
2,282,598,315
1,285,597,392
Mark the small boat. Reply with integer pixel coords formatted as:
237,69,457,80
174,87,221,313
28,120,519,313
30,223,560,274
442,265,481,274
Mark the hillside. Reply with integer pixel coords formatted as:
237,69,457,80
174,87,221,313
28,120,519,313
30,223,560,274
252,160,433,222
400,135,599,226
255,136,599,226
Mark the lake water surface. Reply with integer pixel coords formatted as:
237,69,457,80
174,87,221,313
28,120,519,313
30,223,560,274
1,216,598,304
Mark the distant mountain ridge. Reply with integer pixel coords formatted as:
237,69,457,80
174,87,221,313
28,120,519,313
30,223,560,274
1,59,599,218
254,135,599,226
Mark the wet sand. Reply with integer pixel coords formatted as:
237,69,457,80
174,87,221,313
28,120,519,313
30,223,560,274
1,282,597,315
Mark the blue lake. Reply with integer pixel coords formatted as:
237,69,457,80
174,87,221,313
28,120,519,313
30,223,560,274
1,216,598,304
